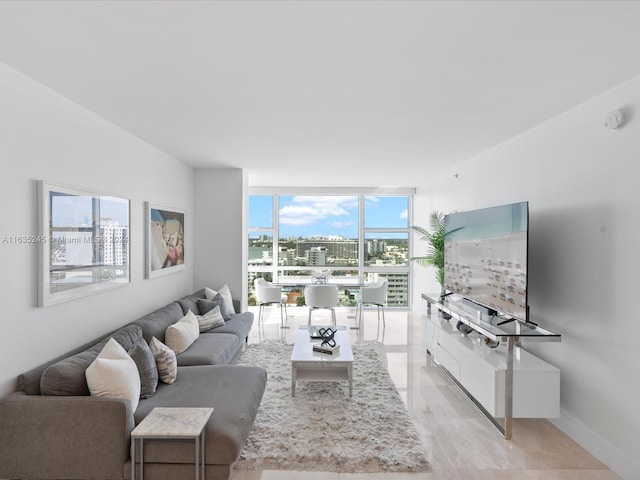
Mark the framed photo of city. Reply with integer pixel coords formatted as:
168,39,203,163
37,181,130,307
145,202,186,279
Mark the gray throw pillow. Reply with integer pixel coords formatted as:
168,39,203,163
128,339,159,399
40,324,143,396
196,305,226,332
149,337,177,384
197,294,230,321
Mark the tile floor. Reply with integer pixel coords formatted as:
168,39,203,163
230,306,618,480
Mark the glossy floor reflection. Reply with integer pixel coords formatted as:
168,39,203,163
231,306,618,480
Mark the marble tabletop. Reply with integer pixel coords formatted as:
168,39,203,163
131,407,213,438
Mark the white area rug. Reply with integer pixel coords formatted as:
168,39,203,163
234,340,430,473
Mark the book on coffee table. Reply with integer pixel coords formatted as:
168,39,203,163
312,343,341,355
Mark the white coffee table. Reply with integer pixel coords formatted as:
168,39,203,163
291,326,354,397
131,407,213,480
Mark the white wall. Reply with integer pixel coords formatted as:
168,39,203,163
193,168,248,310
0,62,194,397
413,75,640,479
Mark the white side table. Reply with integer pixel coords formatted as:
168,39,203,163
131,407,213,480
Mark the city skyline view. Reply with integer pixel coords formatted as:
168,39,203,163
248,194,412,307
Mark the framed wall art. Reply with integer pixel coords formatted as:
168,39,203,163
146,202,186,278
38,181,130,307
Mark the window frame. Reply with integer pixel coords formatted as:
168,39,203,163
248,187,415,307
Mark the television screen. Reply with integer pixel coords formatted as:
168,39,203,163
444,201,529,322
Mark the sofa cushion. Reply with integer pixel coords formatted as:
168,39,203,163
177,291,206,316
86,338,141,412
133,365,267,465
176,333,241,366
40,324,143,396
149,337,177,385
165,310,200,355
132,302,185,344
128,338,159,399
205,311,254,342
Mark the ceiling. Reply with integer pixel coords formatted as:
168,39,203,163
1,1,640,188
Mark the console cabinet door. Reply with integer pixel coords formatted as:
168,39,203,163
427,312,560,419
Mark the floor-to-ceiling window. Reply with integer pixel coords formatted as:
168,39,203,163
248,189,414,308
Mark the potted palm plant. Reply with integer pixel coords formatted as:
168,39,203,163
413,210,474,328
410,210,447,299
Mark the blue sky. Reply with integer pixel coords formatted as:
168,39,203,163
51,194,129,227
249,195,408,238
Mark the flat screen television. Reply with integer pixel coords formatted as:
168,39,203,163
444,201,529,323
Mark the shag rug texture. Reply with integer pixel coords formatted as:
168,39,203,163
234,340,430,473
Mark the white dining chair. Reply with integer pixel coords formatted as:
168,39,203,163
304,284,339,326
355,279,388,330
254,277,289,328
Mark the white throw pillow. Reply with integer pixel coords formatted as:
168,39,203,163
205,284,236,316
165,310,200,354
85,338,141,412
204,286,216,300
149,337,177,384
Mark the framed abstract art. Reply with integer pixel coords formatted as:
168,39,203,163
146,202,186,279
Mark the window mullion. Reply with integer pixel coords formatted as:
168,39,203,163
358,194,365,283
273,195,279,281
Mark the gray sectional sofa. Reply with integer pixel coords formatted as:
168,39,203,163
0,288,266,480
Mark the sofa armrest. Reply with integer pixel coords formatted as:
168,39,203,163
0,392,134,480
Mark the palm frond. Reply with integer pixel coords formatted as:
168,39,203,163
410,210,449,288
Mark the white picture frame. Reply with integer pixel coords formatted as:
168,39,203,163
38,181,130,307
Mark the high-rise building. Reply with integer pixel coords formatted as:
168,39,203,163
296,239,357,259
99,221,129,267
279,247,295,265
367,272,408,307
366,239,387,256
305,246,327,266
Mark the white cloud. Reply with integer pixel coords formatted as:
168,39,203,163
279,196,357,226
279,205,322,226
400,209,408,219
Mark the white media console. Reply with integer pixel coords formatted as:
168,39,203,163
422,293,561,440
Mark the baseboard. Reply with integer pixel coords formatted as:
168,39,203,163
551,409,638,480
